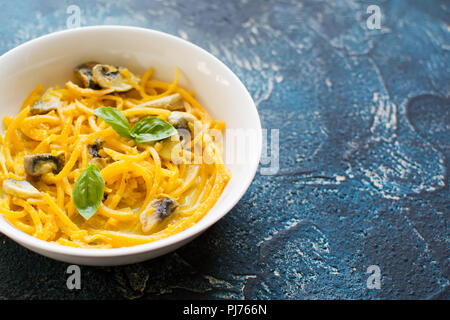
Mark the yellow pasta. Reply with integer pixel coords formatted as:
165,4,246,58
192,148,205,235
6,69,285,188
0,63,230,248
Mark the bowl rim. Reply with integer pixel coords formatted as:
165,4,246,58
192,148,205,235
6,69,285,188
0,25,262,258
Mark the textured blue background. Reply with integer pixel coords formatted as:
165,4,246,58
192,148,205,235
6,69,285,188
0,0,448,299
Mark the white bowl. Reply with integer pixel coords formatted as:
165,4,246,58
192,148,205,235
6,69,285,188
0,26,261,266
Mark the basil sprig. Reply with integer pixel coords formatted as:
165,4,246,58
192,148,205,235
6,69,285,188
130,116,178,144
73,164,105,220
94,107,177,144
93,107,132,139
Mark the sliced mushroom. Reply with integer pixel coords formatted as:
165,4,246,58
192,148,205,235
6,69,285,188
136,93,184,111
2,179,41,198
24,152,65,177
140,197,179,232
91,64,138,92
159,111,202,161
88,139,102,158
74,61,102,89
153,197,179,218
176,128,192,147
168,111,200,146
158,134,183,163
168,111,197,129
88,140,110,169
30,93,62,115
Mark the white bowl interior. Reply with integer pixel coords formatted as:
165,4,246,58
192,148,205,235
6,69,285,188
0,26,261,265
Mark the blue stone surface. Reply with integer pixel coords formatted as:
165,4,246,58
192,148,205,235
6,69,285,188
0,0,448,299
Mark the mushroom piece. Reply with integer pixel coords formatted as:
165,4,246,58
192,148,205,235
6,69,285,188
158,134,184,164
168,111,197,130
30,100,57,115
91,64,138,92
136,93,184,111
88,139,110,169
140,197,179,232
88,139,102,158
87,139,110,169
153,197,179,218
23,152,65,177
30,91,62,115
168,111,200,146
74,61,102,89
2,179,41,198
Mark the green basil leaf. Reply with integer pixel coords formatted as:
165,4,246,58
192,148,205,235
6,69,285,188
72,164,105,220
130,116,177,144
94,107,131,138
